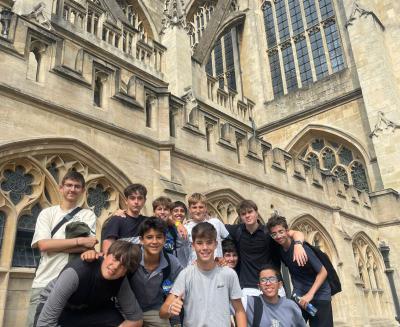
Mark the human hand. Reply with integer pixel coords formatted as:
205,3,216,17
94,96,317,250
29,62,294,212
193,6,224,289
168,294,184,316
81,249,103,262
293,243,308,266
114,209,127,218
215,257,227,267
77,236,98,249
299,292,313,310
176,224,188,240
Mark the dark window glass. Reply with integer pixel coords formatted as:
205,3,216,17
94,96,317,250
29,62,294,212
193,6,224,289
262,3,277,48
224,32,236,91
309,29,328,79
0,211,5,252
339,147,353,165
205,57,213,76
269,51,284,97
351,162,369,191
214,39,224,89
288,0,304,35
319,0,334,19
12,203,41,267
1,166,33,205
322,148,336,170
295,37,313,85
275,0,290,41
282,44,298,91
87,184,109,217
324,20,345,72
333,166,349,184
307,153,320,169
304,0,319,27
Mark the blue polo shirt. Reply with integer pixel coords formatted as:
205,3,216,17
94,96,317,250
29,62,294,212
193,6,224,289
280,241,331,300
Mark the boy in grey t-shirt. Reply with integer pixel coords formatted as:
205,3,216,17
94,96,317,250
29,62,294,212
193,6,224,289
160,222,246,327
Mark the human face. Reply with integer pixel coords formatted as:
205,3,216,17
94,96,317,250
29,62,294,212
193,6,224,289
239,208,258,226
171,206,186,223
223,251,238,269
269,225,290,247
101,254,127,280
140,228,166,257
258,269,282,300
154,205,170,222
59,179,84,203
125,191,146,217
189,202,207,222
193,237,217,263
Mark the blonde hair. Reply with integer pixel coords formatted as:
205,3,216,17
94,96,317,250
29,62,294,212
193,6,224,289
187,192,208,206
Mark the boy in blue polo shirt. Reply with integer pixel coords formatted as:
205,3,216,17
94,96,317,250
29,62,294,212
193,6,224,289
267,215,333,327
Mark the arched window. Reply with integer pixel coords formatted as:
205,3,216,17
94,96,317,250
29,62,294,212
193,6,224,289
145,96,152,127
298,137,369,191
12,203,41,267
262,0,345,97
94,75,103,107
27,48,41,82
0,211,6,253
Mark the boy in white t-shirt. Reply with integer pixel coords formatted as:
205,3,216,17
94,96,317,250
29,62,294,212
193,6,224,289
26,171,97,327
184,193,230,263
160,222,246,327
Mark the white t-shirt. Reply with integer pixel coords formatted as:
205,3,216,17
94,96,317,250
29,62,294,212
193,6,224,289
31,205,96,288
185,217,230,263
171,265,242,327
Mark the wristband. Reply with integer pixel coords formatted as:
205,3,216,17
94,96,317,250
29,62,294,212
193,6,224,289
174,221,182,227
294,240,303,245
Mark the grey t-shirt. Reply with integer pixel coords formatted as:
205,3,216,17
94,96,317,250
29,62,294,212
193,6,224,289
246,295,306,327
171,265,242,327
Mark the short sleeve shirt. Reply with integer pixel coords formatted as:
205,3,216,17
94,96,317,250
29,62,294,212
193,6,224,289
171,265,242,327
280,242,331,300
31,205,96,288
246,295,307,327
102,214,148,244
186,218,230,263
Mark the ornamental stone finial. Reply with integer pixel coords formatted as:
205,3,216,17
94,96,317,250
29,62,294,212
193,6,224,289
161,0,191,34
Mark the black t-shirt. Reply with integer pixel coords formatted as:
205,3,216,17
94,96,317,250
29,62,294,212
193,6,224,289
102,214,148,241
226,223,281,288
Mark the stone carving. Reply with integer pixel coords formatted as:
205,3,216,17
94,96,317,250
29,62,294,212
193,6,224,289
345,1,385,31
369,111,400,138
22,2,52,30
161,0,192,34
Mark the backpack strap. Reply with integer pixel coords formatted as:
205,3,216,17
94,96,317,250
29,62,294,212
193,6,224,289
252,295,263,327
51,207,82,238
161,250,171,283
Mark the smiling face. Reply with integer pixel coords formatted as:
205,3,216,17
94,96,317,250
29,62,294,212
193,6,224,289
140,228,166,257
171,206,186,223
269,224,290,248
59,178,84,204
258,269,282,301
101,254,127,280
239,208,258,226
125,191,146,217
193,237,217,264
189,201,208,222
154,205,171,222
223,251,238,269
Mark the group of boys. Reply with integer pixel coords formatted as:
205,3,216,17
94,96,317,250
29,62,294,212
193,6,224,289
27,171,335,327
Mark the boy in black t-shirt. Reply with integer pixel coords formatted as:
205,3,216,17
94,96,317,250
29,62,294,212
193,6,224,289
35,240,142,327
102,184,148,253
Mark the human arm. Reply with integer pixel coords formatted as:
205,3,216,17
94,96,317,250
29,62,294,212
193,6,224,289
36,236,98,253
175,223,188,240
231,298,247,327
159,293,183,318
287,230,307,266
299,265,328,309
116,278,143,327
36,268,79,327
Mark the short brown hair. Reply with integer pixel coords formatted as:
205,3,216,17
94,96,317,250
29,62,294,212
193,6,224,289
124,184,147,198
107,240,141,273
259,264,282,281
61,171,85,188
237,200,258,214
192,222,217,242
188,192,207,206
152,196,172,211
266,215,288,232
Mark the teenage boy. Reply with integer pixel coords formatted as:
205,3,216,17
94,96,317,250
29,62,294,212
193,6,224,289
225,200,307,301
160,222,246,327
185,193,229,263
267,215,333,327
153,196,190,267
222,239,239,270
35,240,143,327
170,201,187,224
27,171,97,327
129,217,183,327
102,184,148,253
246,264,306,327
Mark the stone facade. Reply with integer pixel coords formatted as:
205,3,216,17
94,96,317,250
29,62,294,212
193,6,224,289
0,0,399,326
